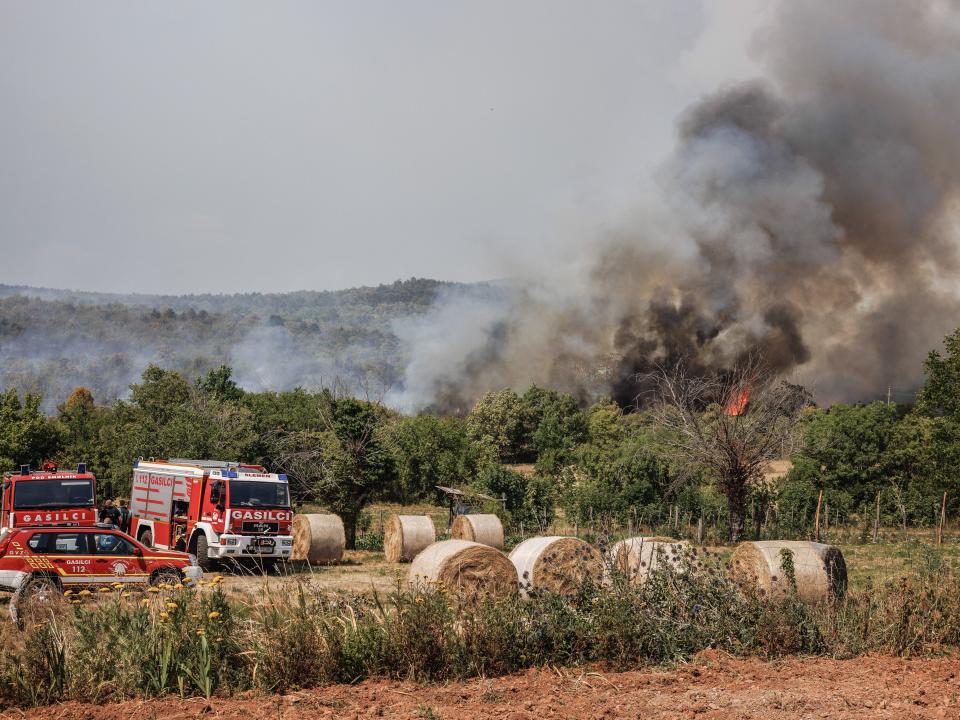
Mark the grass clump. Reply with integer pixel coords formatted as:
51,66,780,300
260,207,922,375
3,550,960,707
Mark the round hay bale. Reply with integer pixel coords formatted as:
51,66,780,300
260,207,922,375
509,536,603,597
409,539,517,599
450,513,504,549
606,536,689,584
384,514,436,563
291,513,345,564
730,540,847,603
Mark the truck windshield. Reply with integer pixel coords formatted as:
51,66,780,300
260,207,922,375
228,481,289,509
13,479,95,510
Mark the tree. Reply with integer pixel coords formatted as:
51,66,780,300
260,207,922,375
381,414,486,503
794,402,896,511
561,440,669,526
55,387,110,479
243,388,334,468
100,367,257,493
646,357,806,542
273,397,393,549
466,389,525,462
197,365,244,403
916,327,960,419
130,365,191,426
0,390,60,472
518,386,587,461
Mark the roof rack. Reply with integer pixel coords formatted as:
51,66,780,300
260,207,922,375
166,459,237,469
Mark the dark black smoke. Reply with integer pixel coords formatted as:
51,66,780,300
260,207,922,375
391,0,960,412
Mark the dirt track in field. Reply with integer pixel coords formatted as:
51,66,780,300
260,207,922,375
8,654,960,719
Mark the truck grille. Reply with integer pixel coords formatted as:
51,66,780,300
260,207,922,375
241,521,279,534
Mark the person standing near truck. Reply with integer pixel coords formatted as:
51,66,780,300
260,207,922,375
99,498,121,528
117,498,131,534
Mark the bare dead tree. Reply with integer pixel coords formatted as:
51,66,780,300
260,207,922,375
644,354,807,542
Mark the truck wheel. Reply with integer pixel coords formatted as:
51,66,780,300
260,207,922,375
11,575,64,630
139,529,154,548
150,568,182,588
195,534,214,571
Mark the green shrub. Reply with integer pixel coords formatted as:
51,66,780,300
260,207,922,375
3,553,960,708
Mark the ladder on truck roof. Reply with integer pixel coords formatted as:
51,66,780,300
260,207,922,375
164,459,266,471
166,459,237,469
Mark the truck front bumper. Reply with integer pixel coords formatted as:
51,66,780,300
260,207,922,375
210,535,293,560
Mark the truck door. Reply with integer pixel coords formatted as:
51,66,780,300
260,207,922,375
89,531,149,584
28,531,91,584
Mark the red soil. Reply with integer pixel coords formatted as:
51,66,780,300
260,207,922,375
9,654,960,720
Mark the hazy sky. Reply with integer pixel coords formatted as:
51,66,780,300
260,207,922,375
0,1,765,295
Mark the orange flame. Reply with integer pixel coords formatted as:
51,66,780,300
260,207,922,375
724,386,751,416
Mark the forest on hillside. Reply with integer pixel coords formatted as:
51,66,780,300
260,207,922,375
0,278,483,408
4,320,960,548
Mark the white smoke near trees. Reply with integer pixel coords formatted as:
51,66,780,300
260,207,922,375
390,0,960,412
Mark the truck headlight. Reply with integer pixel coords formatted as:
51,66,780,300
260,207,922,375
280,538,293,547
222,537,240,546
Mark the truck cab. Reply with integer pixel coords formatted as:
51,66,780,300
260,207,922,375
0,463,98,538
129,459,293,570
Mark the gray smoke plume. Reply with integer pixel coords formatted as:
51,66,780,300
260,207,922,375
391,0,960,411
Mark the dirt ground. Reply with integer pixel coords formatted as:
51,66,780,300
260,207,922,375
6,654,959,720
219,550,400,597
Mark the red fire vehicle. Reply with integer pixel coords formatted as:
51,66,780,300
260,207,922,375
1,463,98,537
130,459,293,570
0,525,202,625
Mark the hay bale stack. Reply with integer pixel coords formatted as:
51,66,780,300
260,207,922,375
607,536,689,584
509,536,603,597
450,513,504,549
384,514,436,563
730,540,847,603
291,513,345,564
409,539,517,599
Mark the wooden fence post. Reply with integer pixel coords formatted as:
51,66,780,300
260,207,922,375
938,491,948,546
814,490,823,543
874,490,881,544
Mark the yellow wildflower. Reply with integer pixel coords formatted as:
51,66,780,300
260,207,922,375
208,611,221,620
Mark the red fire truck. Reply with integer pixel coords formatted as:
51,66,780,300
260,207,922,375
1,463,98,538
129,459,293,570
